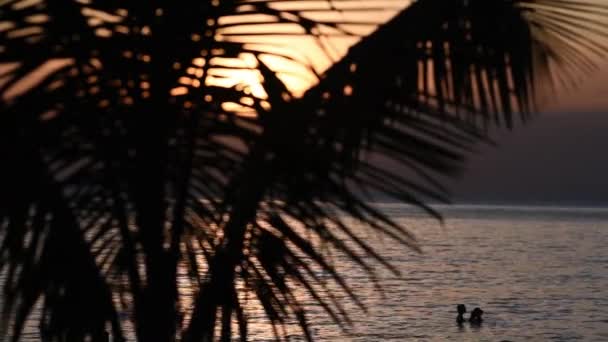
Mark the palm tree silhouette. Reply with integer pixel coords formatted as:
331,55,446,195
0,0,606,341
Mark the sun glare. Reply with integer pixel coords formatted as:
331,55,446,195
166,0,413,111
1,0,413,116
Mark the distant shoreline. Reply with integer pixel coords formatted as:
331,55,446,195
367,201,608,213
367,200,608,209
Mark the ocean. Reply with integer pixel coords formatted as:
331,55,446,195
246,204,608,341
11,204,608,341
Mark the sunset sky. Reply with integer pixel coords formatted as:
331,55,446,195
292,2,608,204
453,61,608,205
4,0,607,204
315,3,608,205
545,60,608,113
222,0,608,114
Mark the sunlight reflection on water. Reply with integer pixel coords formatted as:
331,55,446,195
240,204,608,341
13,204,608,341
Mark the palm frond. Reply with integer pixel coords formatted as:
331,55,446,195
0,0,383,340
183,0,608,339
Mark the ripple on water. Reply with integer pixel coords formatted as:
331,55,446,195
4,205,608,341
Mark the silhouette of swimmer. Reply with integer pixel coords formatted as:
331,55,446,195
469,307,484,324
456,304,467,324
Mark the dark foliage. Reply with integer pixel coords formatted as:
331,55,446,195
0,0,606,340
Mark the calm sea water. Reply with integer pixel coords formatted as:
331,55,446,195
246,204,608,341
13,204,608,341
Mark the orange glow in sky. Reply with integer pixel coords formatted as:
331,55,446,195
3,0,608,114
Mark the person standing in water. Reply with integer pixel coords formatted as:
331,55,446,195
456,304,467,325
469,307,484,324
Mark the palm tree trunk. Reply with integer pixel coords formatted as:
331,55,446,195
133,118,177,342
133,54,177,341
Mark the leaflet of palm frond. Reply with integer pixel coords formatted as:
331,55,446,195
0,130,123,341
